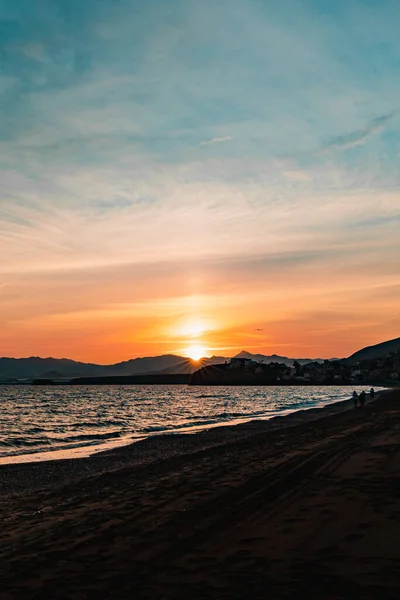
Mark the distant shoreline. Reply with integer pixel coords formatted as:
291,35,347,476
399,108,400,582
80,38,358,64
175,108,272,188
1,379,395,386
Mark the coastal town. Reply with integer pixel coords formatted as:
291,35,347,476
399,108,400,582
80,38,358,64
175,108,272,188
190,350,400,385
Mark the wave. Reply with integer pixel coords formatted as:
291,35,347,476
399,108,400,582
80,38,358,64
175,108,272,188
58,431,123,443
207,410,268,419
0,431,122,450
63,420,128,429
142,412,268,434
143,420,220,433
195,394,231,399
0,438,52,448
26,427,47,434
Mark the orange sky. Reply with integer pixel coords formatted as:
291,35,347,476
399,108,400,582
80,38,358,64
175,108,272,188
2,1,400,362
1,232,399,362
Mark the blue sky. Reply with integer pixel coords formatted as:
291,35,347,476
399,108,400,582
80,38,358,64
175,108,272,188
1,0,399,360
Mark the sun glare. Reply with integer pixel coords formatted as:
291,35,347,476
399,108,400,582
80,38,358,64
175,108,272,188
177,319,207,338
186,345,208,361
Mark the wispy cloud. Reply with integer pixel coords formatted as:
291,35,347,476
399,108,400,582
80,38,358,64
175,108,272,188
325,112,395,150
200,136,233,146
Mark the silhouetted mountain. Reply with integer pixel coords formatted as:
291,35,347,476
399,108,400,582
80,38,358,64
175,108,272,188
106,355,190,376
0,357,105,380
234,351,324,366
149,356,228,375
346,337,400,365
0,355,208,380
0,351,329,381
40,370,64,379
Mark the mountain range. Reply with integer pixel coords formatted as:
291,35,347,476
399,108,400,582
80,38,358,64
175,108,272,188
1,337,398,381
0,351,324,381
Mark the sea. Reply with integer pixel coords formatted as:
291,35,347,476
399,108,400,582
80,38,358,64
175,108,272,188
0,385,382,464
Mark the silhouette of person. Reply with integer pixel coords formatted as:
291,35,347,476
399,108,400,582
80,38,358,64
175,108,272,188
353,390,359,408
359,390,366,408
370,387,375,399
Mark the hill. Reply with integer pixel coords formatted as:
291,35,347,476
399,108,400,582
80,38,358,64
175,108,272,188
346,337,400,365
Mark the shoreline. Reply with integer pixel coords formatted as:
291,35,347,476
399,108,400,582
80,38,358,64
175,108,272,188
1,387,399,599
0,385,387,467
0,388,389,496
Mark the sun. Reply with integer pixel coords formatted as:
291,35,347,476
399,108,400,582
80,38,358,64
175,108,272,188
185,344,208,361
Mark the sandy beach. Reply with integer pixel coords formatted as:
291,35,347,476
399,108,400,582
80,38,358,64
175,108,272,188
1,388,399,599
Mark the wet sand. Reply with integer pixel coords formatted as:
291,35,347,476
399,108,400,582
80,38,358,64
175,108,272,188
1,388,399,599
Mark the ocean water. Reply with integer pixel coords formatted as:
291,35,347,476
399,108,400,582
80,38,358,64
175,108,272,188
0,385,381,463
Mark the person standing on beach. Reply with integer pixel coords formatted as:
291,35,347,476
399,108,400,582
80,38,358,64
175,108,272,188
353,391,359,408
359,390,366,408
370,387,375,399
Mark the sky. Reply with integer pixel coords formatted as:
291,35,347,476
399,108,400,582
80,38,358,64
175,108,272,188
1,0,399,363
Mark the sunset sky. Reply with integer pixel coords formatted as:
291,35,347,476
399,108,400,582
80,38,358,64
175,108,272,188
1,0,399,363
